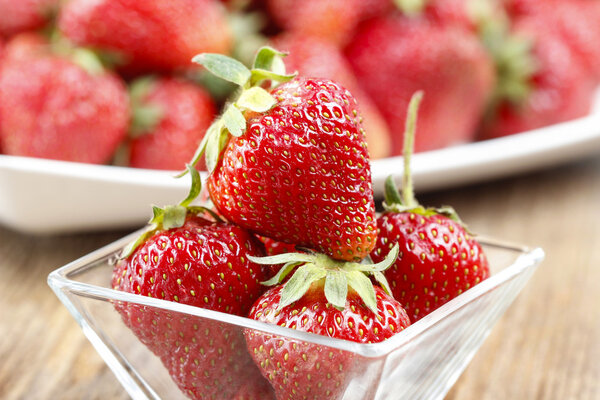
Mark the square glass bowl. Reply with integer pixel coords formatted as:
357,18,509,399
48,232,543,400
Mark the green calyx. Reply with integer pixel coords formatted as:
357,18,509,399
383,92,469,230
128,77,164,136
47,30,115,75
120,165,217,259
248,244,399,315
474,1,538,107
393,0,428,16
181,47,297,175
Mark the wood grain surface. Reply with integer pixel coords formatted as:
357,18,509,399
0,156,599,400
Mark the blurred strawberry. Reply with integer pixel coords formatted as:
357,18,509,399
267,0,363,46
2,31,48,61
346,14,495,154
364,0,496,29
0,0,58,37
0,40,129,163
501,0,557,17
273,34,392,159
127,77,216,171
480,17,596,138
358,0,394,21
504,0,600,82
58,0,232,74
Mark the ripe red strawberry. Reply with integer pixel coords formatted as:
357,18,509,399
58,0,232,74
191,51,377,262
127,77,216,171
267,0,363,46
244,247,410,399
112,170,273,399
346,13,495,154
259,236,298,256
0,0,58,37
0,46,129,164
370,93,490,322
480,16,596,139
272,34,392,159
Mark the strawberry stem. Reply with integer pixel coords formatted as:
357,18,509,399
401,91,423,209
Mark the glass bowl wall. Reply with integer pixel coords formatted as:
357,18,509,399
48,232,543,400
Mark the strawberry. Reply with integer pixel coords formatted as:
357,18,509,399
0,43,129,164
245,244,410,399
272,34,392,159
58,0,232,74
346,12,495,154
112,168,274,399
505,0,600,82
259,236,298,256
190,49,377,262
127,77,216,171
232,378,276,400
266,0,363,46
2,32,47,62
479,15,596,139
0,0,58,37
370,93,490,322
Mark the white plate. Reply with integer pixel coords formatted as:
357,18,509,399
2,110,600,234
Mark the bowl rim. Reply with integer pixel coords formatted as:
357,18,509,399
48,231,544,359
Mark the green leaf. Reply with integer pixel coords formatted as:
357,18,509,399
346,243,399,273
373,271,393,297
249,68,296,87
205,122,225,173
179,165,202,208
187,206,224,223
152,205,164,221
237,86,277,113
252,46,287,71
383,176,404,210
120,225,157,259
71,48,105,75
270,56,287,76
176,119,216,177
248,252,316,265
347,270,378,314
371,243,399,272
279,263,326,309
222,105,246,137
261,261,302,286
162,205,187,230
192,53,251,87
324,270,348,310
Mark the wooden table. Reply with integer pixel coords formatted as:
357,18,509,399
1,156,599,400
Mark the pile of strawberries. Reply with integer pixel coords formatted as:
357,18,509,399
111,48,490,399
0,0,599,168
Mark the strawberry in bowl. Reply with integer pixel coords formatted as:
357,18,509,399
80,48,538,400
112,167,274,399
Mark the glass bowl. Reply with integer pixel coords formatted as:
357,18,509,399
48,232,543,400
